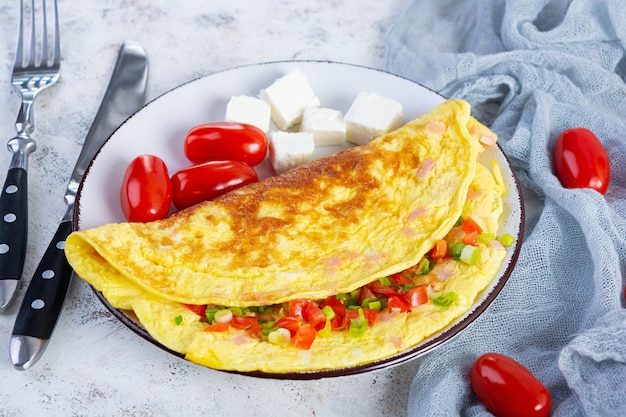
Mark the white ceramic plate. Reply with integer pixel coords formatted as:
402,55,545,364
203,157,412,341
74,61,524,379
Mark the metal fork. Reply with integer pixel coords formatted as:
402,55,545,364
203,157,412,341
0,0,61,312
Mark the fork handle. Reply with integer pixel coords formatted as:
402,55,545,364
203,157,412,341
0,167,29,311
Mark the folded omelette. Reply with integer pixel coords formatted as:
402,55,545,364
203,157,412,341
65,99,510,373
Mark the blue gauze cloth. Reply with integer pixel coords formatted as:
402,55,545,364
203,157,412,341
384,1,626,416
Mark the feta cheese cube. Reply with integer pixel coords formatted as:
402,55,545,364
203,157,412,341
260,68,321,130
300,107,346,146
269,131,315,174
225,95,272,133
344,92,403,145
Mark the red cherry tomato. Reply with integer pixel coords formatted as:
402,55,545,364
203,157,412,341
470,352,552,417
184,122,268,167
170,160,258,210
120,154,173,222
554,127,610,194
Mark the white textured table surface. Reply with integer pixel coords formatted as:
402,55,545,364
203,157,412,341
0,1,426,416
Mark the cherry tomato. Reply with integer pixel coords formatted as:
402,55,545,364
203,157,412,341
184,122,268,167
120,154,173,222
470,352,552,417
554,127,610,194
170,160,258,210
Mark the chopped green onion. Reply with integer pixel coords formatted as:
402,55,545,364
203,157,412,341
228,307,245,317
433,292,456,307
498,233,515,247
260,321,276,336
399,284,417,291
174,315,183,325
367,300,382,311
350,289,360,299
268,327,291,345
455,216,463,226
318,319,332,337
449,242,466,260
477,233,496,244
205,309,220,323
214,309,233,323
416,258,433,274
336,293,349,301
379,276,392,286
459,245,480,265
321,305,336,319
348,308,367,337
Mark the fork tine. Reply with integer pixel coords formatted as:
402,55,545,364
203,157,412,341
27,0,36,67
41,0,48,65
14,0,24,67
52,0,60,65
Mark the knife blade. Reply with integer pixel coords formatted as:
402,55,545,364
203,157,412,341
9,42,148,370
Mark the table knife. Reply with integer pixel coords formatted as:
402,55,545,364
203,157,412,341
10,42,148,370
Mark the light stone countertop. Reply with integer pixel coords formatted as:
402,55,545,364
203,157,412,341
0,1,426,416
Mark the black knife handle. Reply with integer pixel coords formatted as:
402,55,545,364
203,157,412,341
12,220,73,340
0,167,28,310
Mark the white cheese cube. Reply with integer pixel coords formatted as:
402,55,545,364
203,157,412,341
344,92,403,145
260,68,321,130
300,107,346,146
225,95,272,133
269,131,315,174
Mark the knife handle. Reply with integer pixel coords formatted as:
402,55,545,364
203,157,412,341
0,167,28,311
12,220,73,340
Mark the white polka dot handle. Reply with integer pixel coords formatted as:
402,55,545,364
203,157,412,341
11,220,73,341
0,167,30,312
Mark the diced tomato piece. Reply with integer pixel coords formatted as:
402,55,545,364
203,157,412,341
293,323,317,350
303,303,327,330
320,296,348,329
359,286,377,305
400,263,421,275
231,315,261,335
183,304,207,317
462,217,483,234
388,295,411,313
368,280,398,296
274,316,302,337
320,296,347,317
405,285,428,307
288,299,309,317
391,273,414,286
361,308,380,326
203,323,230,332
462,230,479,246
430,239,448,259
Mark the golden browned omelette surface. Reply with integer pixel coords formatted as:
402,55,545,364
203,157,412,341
66,100,481,307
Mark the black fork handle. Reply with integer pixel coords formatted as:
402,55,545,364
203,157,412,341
0,167,28,311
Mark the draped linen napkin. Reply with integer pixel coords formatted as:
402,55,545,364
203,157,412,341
385,1,626,415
